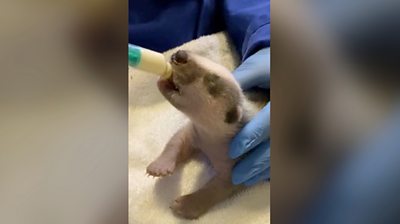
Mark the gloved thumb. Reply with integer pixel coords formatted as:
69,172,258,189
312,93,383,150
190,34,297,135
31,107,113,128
233,48,270,90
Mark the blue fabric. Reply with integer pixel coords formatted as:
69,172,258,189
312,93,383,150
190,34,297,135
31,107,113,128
223,0,270,60
129,0,270,60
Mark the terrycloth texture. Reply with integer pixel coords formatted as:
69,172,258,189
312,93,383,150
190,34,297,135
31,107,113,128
129,32,270,224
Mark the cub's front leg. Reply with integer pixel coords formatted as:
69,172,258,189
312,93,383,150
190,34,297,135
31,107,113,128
146,124,197,177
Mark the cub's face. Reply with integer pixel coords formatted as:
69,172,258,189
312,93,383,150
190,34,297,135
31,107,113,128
157,50,243,125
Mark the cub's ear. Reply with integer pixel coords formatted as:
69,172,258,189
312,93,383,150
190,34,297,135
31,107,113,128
225,106,242,124
203,73,224,97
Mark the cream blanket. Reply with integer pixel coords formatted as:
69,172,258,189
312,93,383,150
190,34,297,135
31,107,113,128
129,32,270,224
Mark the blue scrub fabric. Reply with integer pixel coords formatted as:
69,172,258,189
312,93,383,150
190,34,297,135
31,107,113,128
129,0,270,60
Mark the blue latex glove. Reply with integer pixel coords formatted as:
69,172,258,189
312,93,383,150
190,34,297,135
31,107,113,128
230,48,270,186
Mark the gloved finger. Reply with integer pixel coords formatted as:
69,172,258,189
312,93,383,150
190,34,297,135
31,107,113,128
232,141,270,185
233,47,270,90
229,102,270,159
244,168,270,186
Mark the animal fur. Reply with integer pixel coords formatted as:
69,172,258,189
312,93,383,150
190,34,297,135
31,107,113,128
146,50,265,219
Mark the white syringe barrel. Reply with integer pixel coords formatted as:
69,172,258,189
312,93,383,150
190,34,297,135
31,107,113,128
128,44,172,79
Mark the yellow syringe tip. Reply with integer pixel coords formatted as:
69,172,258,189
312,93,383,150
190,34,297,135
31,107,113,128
129,44,172,79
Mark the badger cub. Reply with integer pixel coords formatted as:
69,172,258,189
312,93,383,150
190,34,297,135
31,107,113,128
147,50,262,219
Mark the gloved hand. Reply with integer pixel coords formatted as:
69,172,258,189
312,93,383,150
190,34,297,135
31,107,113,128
230,48,270,186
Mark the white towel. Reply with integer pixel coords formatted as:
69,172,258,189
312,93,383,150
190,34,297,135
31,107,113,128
129,32,270,224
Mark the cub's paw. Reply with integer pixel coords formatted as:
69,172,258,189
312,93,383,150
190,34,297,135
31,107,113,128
146,158,176,177
170,194,209,219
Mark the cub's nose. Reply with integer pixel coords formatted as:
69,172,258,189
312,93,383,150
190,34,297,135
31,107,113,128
171,50,188,64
